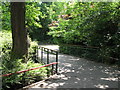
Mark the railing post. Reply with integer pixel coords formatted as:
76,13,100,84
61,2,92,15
34,46,38,63
47,49,50,77
47,49,49,64
36,46,38,61
41,47,43,63
51,64,54,75
22,72,26,86
56,52,58,74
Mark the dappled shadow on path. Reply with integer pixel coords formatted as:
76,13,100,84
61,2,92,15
25,45,119,89
42,54,119,89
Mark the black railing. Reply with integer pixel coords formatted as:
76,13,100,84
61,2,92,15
59,44,119,64
37,46,59,74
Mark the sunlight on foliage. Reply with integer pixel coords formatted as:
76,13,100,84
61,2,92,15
0,30,12,47
0,31,48,89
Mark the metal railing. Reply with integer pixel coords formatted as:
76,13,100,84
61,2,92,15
1,62,58,77
1,45,59,77
59,44,119,64
36,46,59,74
1,45,59,87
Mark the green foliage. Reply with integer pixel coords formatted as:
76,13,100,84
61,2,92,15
1,47,48,89
1,2,11,30
0,30,12,48
59,45,100,61
59,45,119,65
1,2,52,42
26,2,52,42
28,41,38,62
0,31,49,89
48,2,120,65
26,2,42,29
48,2,119,45
2,57,48,89
1,2,43,31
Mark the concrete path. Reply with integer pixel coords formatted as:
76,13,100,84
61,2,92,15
21,45,119,90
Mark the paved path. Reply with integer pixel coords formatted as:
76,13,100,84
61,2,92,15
21,45,119,90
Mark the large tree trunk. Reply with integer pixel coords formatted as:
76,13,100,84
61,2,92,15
11,2,28,61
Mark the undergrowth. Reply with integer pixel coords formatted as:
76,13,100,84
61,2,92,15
0,31,49,90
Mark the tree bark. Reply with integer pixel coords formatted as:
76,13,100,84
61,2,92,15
11,2,28,61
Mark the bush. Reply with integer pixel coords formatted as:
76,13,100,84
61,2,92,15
28,41,38,62
0,30,12,48
59,45,119,65
0,31,49,89
1,43,48,89
2,58,48,89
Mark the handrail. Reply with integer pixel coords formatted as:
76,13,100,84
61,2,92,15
37,46,58,73
1,62,58,77
59,44,100,49
38,46,58,54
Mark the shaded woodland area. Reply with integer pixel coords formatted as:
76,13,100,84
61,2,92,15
0,1,119,89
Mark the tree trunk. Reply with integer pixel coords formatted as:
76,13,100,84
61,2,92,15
11,2,28,61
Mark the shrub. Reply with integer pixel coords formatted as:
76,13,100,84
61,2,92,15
2,58,48,89
1,43,48,89
28,41,38,62
0,30,12,48
0,31,49,89
59,45,119,65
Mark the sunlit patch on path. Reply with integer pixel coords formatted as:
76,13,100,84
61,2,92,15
20,45,119,89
